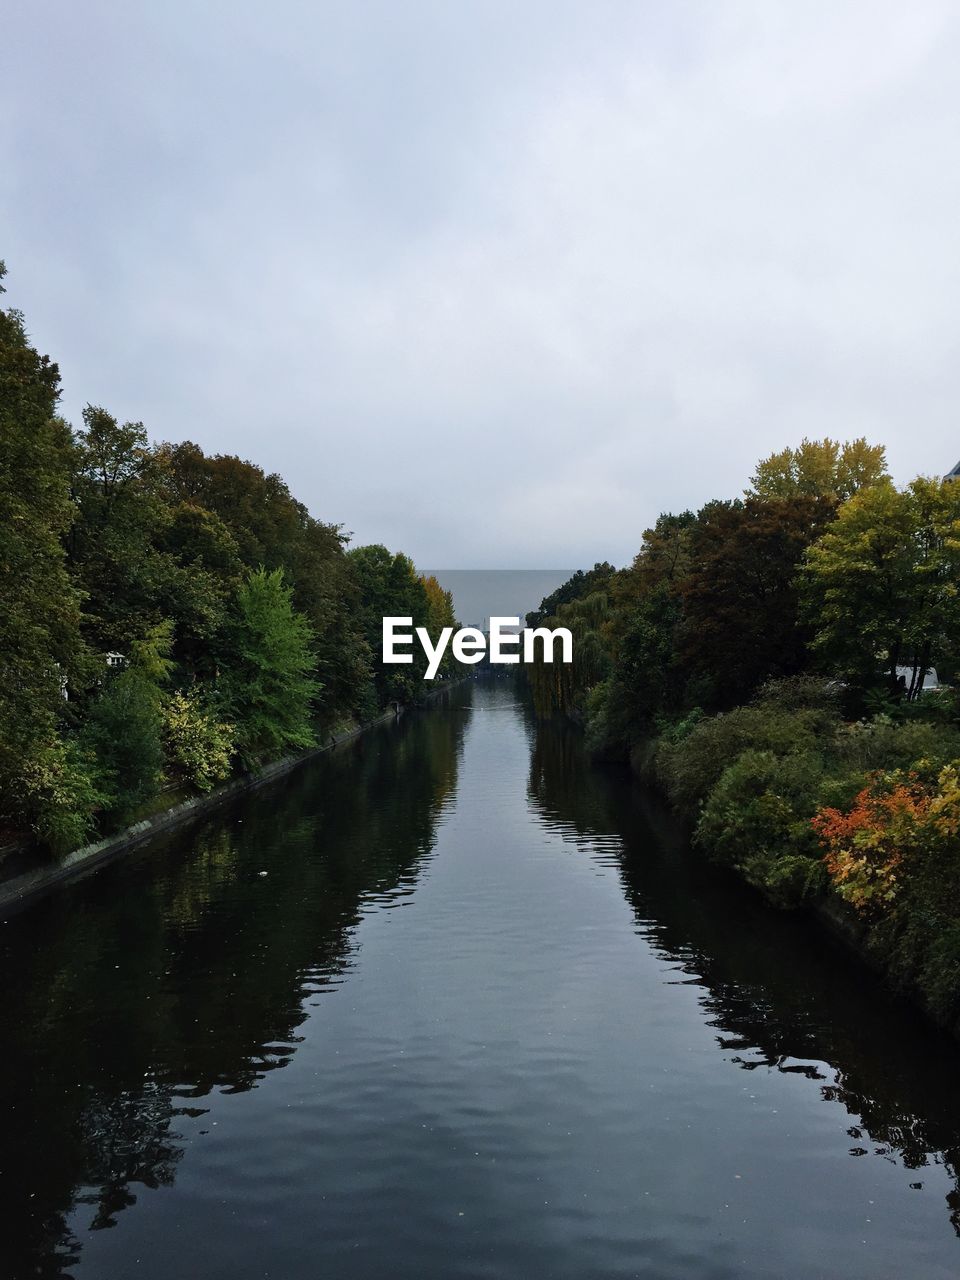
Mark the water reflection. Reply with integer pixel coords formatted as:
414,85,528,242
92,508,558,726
527,714,960,1239
4,683,960,1279
0,690,467,1278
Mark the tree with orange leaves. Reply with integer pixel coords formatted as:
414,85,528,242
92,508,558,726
813,764,960,913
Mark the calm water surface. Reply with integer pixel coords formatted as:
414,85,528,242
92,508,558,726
3,681,960,1278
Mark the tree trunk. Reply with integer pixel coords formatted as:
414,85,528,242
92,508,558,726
889,640,901,696
910,640,933,701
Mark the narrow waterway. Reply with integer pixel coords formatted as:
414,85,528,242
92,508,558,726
3,681,960,1279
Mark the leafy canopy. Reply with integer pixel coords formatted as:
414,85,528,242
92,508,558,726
748,437,889,503
220,567,321,766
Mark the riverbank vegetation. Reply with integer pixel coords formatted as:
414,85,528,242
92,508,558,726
0,262,456,855
525,439,960,1033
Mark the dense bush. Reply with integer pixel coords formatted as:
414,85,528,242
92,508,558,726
654,701,834,812
20,739,106,855
652,685,960,931
646,689,960,1022
163,690,234,792
831,715,960,775
695,748,827,905
813,763,960,1027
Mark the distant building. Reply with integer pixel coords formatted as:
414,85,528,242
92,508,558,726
105,652,126,670
944,460,960,481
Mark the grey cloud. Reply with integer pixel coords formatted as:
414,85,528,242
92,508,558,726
2,0,959,566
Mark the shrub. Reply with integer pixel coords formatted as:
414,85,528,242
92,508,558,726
832,716,960,775
753,674,842,713
163,690,234,791
878,911,960,1028
655,706,705,744
354,679,380,725
655,704,833,812
583,679,612,755
759,853,829,908
81,667,165,820
813,762,960,1024
20,737,106,855
812,762,960,915
695,748,826,904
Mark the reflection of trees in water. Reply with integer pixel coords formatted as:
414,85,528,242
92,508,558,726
76,1087,184,1229
527,717,960,1239
0,689,469,1278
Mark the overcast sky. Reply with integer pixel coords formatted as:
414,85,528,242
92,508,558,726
3,2,959,567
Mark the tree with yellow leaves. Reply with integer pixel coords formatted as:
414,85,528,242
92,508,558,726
748,437,888,503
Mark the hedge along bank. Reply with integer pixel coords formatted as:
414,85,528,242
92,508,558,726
383,616,574,679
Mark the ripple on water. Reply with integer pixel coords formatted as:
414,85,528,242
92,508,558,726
3,683,960,1280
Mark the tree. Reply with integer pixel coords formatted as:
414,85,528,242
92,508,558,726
80,623,174,820
628,514,695,589
159,440,369,718
679,495,835,709
0,261,85,835
526,590,612,720
0,258,444,850
526,562,616,628
219,568,320,765
802,478,960,699
68,406,174,653
158,442,307,568
748,437,888,503
597,515,698,734
286,519,370,723
607,582,684,727
348,545,430,705
420,574,457,678
156,501,243,679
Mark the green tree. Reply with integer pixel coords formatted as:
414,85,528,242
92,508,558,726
526,562,616,628
348,545,430,705
20,738,106,854
159,441,370,718
802,477,960,699
525,590,612,721
219,568,320,765
80,623,174,820
159,442,309,567
599,514,698,733
68,418,249,689
608,583,684,727
68,406,173,653
0,262,85,836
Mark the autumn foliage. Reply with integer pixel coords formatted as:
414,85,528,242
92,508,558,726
813,765,960,913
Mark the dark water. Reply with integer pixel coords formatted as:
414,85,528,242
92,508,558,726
3,682,960,1279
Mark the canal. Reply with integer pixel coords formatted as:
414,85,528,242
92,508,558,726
2,680,960,1278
